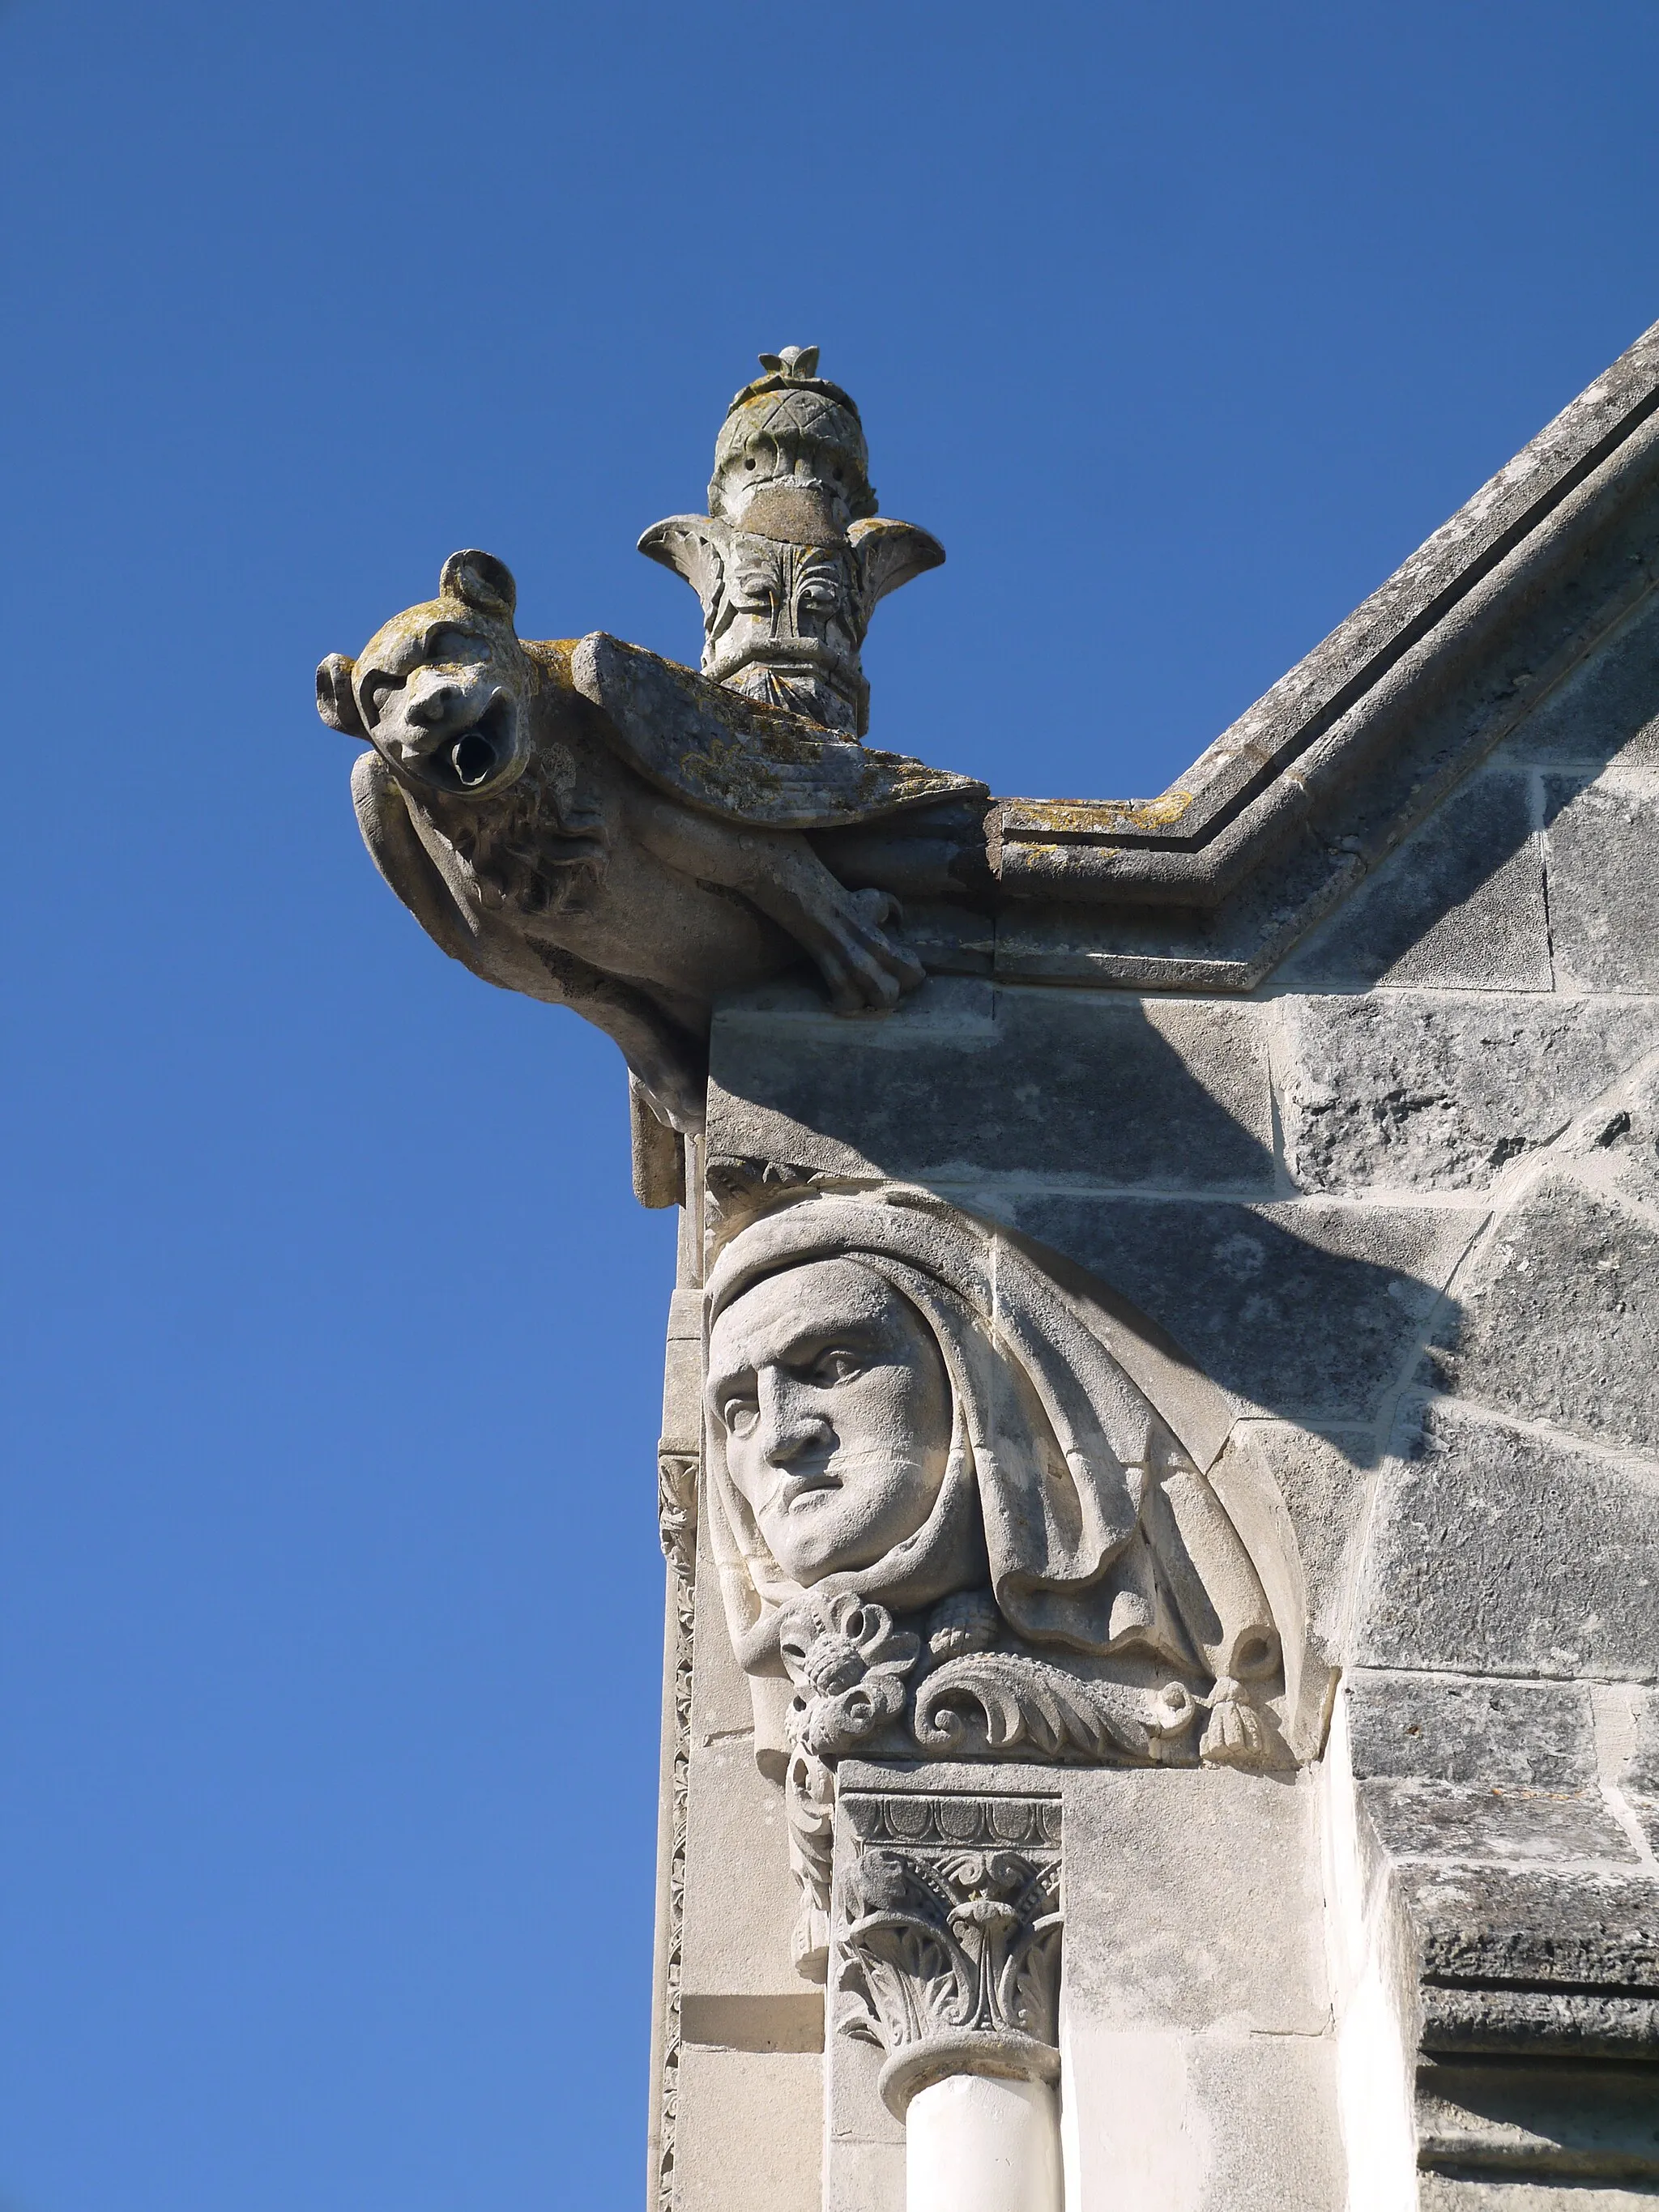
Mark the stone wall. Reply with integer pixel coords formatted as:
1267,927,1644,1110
659,526,1659,2210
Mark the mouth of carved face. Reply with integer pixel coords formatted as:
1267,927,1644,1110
450,725,500,786
398,693,519,797
711,636,858,685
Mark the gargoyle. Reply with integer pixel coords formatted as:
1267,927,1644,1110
315,550,985,1132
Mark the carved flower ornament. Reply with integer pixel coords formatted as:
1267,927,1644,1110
778,1592,922,1760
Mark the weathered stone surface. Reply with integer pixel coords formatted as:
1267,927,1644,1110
1421,2176,1659,2210
673,2046,823,2212
1396,1860,1659,1990
681,1497,803,2000
1418,2056,1659,2185
1435,1172,1659,1461
1207,1421,1369,1753
821,2140,905,2212
708,985,1275,1190
1278,994,1659,1195
1060,2026,1344,2212
1060,1767,1328,2035
1277,769,1550,992
680,1734,802,1998
1346,1671,1597,1790
642,346,943,739
1358,1778,1636,1866
1358,1398,1659,1680
1497,581,1659,773
1546,769,1659,994
1618,1690,1659,1795
1013,1196,1477,1423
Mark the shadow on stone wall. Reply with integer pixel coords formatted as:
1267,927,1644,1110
711,989,1463,1466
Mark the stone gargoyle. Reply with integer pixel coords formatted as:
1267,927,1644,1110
315,550,985,1132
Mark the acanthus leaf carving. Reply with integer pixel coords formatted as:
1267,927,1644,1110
835,1824,1064,2118
911,1652,1200,1763
657,1449,698,1583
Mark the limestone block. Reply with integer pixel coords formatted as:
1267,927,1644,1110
1546,770,1659,992
1278,994,1659,1196
1060,2024,1343,2212
1277,769,1550,992
1013,1195,1478,1423
1435,1172,1659,1462
1418,2055,1659,2192
1496,582,1659,774
680,1733,803,1999
1357,1398,1659,1681
707,985,1275,1191
672,2046,823,2212
826,2025,904,2152
1392,1859,1659,1994
1345,1671,1597,1791
821,2139,905,2212
1618,1688,1659,1794
1060,1767,1328,2036
1358,1778,1636,1867
1422,2179,1659,2210
681,1503,804,2001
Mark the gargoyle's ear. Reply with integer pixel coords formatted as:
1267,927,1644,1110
316,654,369,739
847,517,946,608
439,549,518,620
638,516,729,616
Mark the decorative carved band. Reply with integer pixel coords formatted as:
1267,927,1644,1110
657,1449,698,1584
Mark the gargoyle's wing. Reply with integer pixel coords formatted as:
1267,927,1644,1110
569,633,987,830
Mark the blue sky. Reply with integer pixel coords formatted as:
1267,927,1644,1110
3,4,1657,2207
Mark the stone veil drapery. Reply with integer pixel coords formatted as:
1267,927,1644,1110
701,1190,1281,1758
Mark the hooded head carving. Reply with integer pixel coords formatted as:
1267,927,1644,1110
702,1194,1280,1748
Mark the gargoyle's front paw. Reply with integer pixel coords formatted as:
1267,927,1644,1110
819,889,926,1014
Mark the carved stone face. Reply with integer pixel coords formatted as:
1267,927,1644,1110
352,599,532,799
705,531,868,734
706,1259,953,1586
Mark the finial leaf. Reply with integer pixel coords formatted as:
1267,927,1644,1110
757,346,821,379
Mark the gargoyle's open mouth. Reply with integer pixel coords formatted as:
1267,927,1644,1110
397,693,520,797
450,727,499,786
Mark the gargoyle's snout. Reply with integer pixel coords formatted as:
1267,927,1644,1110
383,691,522,799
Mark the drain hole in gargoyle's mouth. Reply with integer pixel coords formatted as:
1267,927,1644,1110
451,729,497,786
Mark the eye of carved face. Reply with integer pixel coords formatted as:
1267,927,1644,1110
364,673,402,725
706,1259,953,1586
794,566,845,617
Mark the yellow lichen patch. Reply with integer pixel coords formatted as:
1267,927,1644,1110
678,734,787,805
526,638,581,688
1002,790,1196,837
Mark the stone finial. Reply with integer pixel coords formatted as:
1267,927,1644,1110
639,347,945,737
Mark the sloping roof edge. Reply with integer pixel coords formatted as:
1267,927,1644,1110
991,317,1659,913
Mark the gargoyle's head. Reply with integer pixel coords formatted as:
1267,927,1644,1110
316,551,536,799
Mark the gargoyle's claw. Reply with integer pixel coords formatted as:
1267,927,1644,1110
819,889,924,1013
